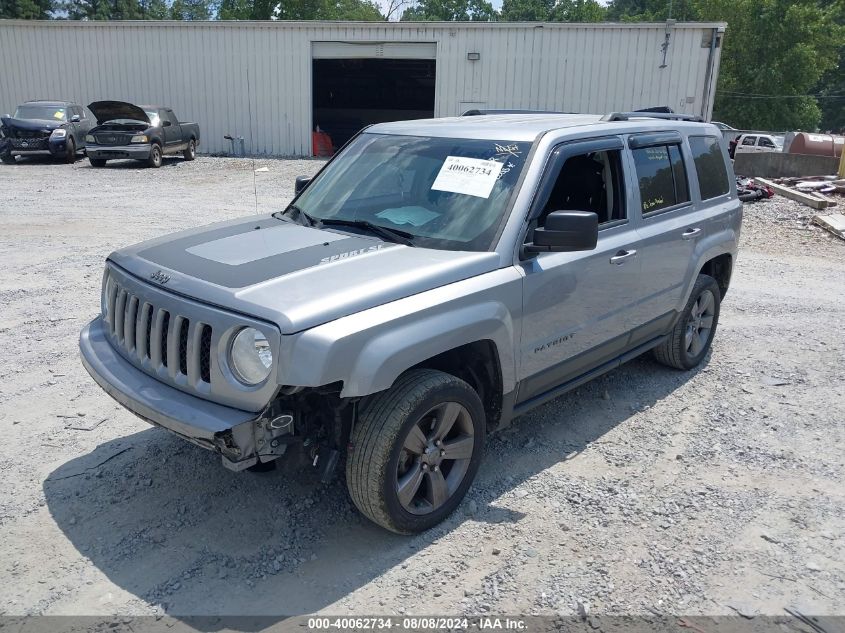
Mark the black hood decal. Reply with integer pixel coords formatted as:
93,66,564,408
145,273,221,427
137,218,394,289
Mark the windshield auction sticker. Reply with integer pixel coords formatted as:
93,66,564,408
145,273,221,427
431,156,504,199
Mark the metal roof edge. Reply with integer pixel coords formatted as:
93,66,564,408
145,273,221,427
0,19,729,30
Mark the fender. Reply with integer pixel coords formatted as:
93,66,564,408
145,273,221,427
677,219,739,312
280,268,522,398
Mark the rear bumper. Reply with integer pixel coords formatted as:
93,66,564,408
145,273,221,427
86,143,151,160
80,317,270,470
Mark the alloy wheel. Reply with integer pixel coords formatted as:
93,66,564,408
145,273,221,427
395,401,475,515
685,289,715,356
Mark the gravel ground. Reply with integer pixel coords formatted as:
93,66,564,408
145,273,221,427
0,156,843,618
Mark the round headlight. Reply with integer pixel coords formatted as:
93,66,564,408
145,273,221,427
229,327,272,385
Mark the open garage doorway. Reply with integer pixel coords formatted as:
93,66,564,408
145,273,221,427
311,43,436,155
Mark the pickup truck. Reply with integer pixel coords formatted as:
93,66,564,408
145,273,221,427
80,112,740,534
84,101,200,168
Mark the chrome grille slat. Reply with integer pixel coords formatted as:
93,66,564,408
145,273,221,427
150,308,165,368
136,302,151,360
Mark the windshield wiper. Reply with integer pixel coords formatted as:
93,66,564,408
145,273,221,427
318,218,415,247
273,204,315,227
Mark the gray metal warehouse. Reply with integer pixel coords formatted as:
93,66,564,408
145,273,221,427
0,20,725,156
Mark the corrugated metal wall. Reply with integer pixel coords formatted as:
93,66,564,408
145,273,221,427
0,20,725,156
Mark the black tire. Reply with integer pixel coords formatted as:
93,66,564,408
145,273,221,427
1,153,15,165
654,274,721,370
148,143,163,168
89,158,107,168
64,137,76,164
183,138,196,161
347,369,485,534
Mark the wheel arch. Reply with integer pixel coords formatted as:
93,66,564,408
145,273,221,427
697,252,733,298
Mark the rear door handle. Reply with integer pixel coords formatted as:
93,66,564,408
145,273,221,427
610,249,637,265
682,227,702,240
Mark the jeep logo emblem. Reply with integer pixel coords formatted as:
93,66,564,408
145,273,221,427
150,270,171,285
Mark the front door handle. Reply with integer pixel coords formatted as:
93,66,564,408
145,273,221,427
682,227,702,240
610,249,637,265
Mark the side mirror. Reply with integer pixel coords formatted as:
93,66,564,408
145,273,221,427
162,120,172,127
524,210,598,254
71,115,81,123
294,175,312,195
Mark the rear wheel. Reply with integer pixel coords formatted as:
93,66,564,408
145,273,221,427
347,369,485,534
148,143,163,168
654,274,721,370
89,158,107,168
183,138,196,161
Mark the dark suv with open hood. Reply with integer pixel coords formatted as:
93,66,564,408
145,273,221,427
85,101,200,168
0,100,92,164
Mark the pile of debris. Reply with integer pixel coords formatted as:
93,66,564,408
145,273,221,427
749,175,844,240
736,177,774,203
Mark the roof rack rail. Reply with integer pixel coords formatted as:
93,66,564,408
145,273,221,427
602,112,704,123
461,109,570,116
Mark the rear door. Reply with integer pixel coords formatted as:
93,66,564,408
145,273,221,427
736,135,756,154
625,132,729,344
517,137,642,403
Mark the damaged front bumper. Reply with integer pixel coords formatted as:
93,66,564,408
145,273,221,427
79,318,292,471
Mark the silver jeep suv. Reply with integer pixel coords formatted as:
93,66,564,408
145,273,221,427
80,112,741,533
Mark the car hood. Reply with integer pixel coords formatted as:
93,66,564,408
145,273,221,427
108,215,501,334
1,116,65,132
88,101,150,125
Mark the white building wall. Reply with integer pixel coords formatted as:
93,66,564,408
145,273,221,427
0,20,725,156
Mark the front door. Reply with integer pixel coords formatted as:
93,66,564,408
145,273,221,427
517,137,642,404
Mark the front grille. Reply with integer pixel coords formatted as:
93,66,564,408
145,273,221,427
95,133,133,146
11,129,50,140
11,138,49,150
103,274,211,385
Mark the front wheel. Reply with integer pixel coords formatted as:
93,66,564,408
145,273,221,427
64,137,76,164
183,139,196,161
654,274,721,370
89,158,107,168
347,369,485,534
1,153,15,165
148,143,163,168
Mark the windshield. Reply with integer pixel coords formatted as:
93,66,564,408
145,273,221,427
291,133,531,251
14,105,66,122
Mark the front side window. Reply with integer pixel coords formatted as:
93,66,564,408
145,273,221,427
291,133,531,251
632,145,690,214
758,137,776,148
14,105,66,121
539,149,626,227
689,136,730,200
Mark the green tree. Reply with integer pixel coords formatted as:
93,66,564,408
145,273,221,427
605,0,699,21
0,0,54,18
170,0,210,18
218,0,381,19
500,0,605,21
65,0,144,19
401,0,496,21
697,0,843,130
138,0,169,17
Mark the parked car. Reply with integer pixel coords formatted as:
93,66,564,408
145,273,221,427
79,112,740,534
0,100,93,164
731,133,783,158
84,101,200,168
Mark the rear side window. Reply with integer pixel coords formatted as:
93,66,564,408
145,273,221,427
631,145,690,214
689,136,730,200
741,136,756,146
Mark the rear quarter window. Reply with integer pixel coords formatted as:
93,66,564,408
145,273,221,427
631,144,690,215
689,136,730,200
